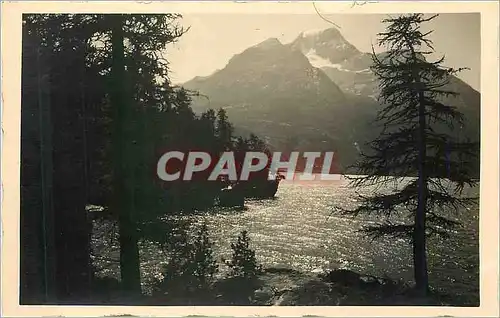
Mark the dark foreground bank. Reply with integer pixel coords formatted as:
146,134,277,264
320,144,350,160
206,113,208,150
57,267,478,306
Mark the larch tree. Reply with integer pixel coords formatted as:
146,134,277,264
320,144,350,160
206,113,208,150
21,13,188,300
108,13,186,294
337,14,479,295
21,14,98,302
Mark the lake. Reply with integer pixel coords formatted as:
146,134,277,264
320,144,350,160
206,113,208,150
91,178,479,301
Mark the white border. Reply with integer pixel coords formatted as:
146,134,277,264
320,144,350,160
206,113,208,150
1,1,499,317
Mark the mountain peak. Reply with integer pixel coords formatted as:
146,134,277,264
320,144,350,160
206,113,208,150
254,37,282,49
300,27,342,39
290,27,360,65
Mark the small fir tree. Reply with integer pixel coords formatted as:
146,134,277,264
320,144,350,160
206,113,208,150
191,223,219,289
228,230,262,278
159,223,218,296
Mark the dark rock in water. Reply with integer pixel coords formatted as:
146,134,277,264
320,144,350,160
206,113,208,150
321,269,363,286
246,181,279,199
218,186,245,208
321,269,397,293
239,175,283,199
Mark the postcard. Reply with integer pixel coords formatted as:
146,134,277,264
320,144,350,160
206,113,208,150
1,1,499,317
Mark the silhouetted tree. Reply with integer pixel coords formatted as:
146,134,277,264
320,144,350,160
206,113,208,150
21,13,270,303
109,13,143,295
21,14,96,302
155,223,218,300
228,230,262,279
337,14,478,295
21,13,188,300
107,13,188,293
216,108,234,151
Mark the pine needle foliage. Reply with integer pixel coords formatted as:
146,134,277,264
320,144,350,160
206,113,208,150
336,14,479,293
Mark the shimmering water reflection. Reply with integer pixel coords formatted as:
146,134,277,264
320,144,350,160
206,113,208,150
92,179,479,299
189,180,479,298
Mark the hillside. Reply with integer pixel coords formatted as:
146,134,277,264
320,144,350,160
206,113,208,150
183,28,480,172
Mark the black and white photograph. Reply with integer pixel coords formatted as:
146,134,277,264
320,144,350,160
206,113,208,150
1,1,499,316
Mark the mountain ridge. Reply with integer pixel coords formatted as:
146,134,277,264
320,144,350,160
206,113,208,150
182,27,480,171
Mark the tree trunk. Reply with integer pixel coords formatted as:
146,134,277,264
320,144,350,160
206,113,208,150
414,75,430,295
50,46,93,301
37,42,57,302
110,14,142,295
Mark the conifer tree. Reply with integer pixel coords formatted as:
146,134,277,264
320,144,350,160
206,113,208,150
337,14,479,295
228,230,262,278
21,13,189,300
109,13,143,295
108,13,187,294
216,108,234,151
21,14,97,301
191,224,219,289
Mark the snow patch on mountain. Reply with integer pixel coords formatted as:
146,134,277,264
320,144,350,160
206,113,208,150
304,48,372,75
304,48,347,71
305,48,336,69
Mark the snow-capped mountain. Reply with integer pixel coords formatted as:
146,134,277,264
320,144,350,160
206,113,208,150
182,27,480,172
288,28,378,97
290,28,362,65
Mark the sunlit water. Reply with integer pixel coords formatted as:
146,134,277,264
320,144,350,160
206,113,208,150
92,179,479,299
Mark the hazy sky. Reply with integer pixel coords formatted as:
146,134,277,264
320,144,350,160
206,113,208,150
165,13,480,91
